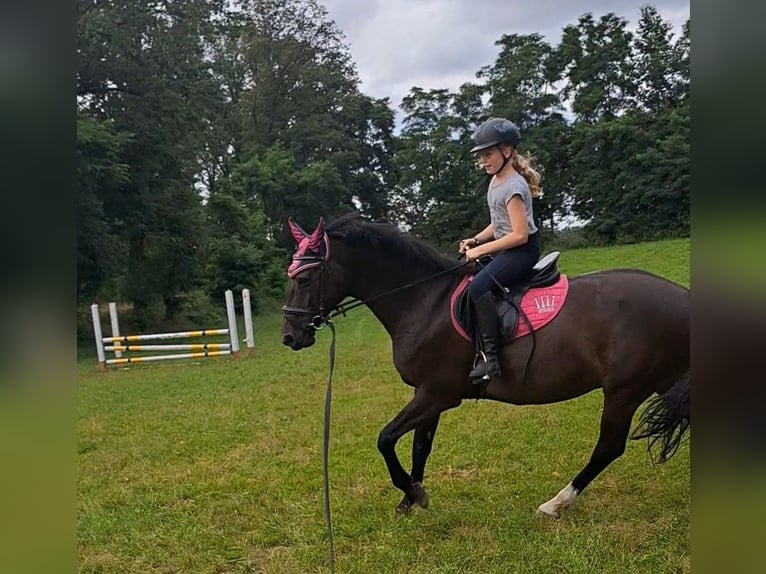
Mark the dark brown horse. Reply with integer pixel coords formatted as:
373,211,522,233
281,213,690,518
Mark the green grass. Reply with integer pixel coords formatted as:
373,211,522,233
78,238,690,573
554,238,690,287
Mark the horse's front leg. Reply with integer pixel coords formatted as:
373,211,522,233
377,390,455,515
394,413,440,515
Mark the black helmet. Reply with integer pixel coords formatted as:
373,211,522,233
470,117,521,153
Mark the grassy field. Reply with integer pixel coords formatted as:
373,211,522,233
78,238,690,573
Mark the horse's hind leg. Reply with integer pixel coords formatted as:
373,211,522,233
538,389,645,518
396,414,441,514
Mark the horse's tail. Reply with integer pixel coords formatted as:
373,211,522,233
631,374,690,463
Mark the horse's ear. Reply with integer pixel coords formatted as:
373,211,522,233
288,217,308,243
308,217,325,250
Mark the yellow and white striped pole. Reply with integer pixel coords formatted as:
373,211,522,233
105,350,231,365
104,343,231,352
102,329,230,344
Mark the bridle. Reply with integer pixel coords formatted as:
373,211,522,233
281,252,330,331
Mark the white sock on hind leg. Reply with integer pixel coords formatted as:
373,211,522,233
537,482,579,518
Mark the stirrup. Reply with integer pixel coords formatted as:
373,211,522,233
470,351,491,382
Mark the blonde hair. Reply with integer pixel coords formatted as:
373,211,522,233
509,148,542,198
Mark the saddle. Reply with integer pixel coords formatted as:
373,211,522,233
451,251,568,344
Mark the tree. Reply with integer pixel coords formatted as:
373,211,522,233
393,87,482,248
77,0,224,326
204,188,287,313
568,112,649,242
556,12,636,122
633,6,686,111
232,0,396,242
478,33,562,130
76,114,131,304
522,115,574,236
626,102,690,239
559,10,689,244
567,104,689,244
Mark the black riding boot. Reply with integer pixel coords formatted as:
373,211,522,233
468,292,502,381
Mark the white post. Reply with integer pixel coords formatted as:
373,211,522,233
108,302,122,358
225,290,240,358
242,288,254,355
91,303,106,371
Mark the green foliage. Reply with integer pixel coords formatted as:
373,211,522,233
393,88,485,248
77,0,224,328
567,105,689,245
205,187,288,314
77,114,132,304
237,0,396,228
479,33,562,129
558,8,689,243
76,0,393,332
633,6,688,110
522,115,573,234
556,13,637,121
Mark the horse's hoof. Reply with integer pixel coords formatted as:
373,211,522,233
396,484,430,516
536,502,560,519
412,483,429,509
396,497,413,516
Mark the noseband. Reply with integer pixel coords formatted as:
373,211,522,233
281,304,327,331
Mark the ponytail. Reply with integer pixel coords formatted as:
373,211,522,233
510,149,542,198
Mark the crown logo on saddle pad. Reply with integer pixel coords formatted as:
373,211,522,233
533,295,557,314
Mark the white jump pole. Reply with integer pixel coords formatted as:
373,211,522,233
242,288,254,356
108,302,122,358
225,289,240,358
91,303,106,371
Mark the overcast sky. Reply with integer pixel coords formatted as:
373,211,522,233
321,0,690,117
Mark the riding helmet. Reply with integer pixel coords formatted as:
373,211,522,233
470,117,521,153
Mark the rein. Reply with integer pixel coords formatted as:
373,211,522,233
329,260,471,319
282,258,469,574
322,321,336,572
282,259,470,326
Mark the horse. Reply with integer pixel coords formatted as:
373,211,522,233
281,213,690,518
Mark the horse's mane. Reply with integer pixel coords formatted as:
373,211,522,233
326,213,467,274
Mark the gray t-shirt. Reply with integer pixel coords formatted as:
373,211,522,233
487,172,538,239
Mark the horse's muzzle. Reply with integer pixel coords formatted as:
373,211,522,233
281,332,315,350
